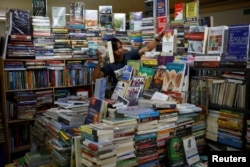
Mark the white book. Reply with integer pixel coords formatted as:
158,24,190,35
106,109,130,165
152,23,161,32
52,7,66,27
207,25,229,54
182,135,200,165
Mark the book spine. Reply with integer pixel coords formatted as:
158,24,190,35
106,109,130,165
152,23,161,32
138,116,159,123
58,116,71,125
194,61,220,68
219,61,247,68
138,112,159,119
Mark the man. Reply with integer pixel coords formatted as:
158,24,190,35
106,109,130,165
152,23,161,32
92,31,164,88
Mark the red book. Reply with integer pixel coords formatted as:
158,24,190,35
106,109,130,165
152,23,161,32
157,16,167,33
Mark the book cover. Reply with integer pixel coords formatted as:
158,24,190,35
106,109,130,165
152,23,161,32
138,66,155,90
94,77,107,100
127,60,141,76
185,0,199,23
32,0,47,16
162,62,186,93
85,9,98,29
129,11,143,31
162,28,178,55
182,135,200,165
106,41,115,63
225,24,250,61
168,137,185,167
113,13,126,31
157,16,167,34
69,2,85,24
187,26,209,54
207,25,229,55
121,65,134,81
200,16,214,27
174,3,185,21
52,7,66,27
111,80,130,100
124,86,142,106
85,97,108,124
149,68,166,91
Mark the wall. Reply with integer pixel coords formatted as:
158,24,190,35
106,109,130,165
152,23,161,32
201,9,250,26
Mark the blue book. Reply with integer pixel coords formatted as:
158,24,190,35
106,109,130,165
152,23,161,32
117,106,159,119
121,65,134,81
225,24,250,61
94,77,107,100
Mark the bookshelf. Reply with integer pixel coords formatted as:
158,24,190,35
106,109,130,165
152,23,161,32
0,57,95,163
189,67,250,150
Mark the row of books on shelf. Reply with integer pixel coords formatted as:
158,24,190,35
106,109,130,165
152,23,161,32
3,60,95,90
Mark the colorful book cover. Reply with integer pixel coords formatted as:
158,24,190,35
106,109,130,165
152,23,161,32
32,0,47,16
113,13,126,31
69,2,85,24
156,0,167,17
225,24,250,61
124,86,142,106
157,16,167,34
162,62,186,93
85,97,108,124
129,11,143,31
121,65,134,81
149,68,166,91
207,25,229,55
200,16,214,27
174,3,185,21
85,9,98,29
138,66,155,90
127,60,141,76
187,26,209,54
168,137,185,167
162,28,178,55
185,0,199,23
182,135,200,165
99,6,113,28
111,80,130,100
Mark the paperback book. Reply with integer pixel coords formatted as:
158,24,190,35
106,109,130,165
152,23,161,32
162,28,178,56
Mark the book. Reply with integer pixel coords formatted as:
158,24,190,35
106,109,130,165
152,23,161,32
207,25,229,55
121,65,134,81
162,28,178,55
94,77,107,100
117,106,159,119
51,7,66,27
85,97,108,124
200,16,214,27
186,26,209,54
113,13,126,31
182,135,200,165
32,0,47,16
124,86,142,106
225,24,250,61
173,3,185,21
168,137,185,167
194,61,220,68
138,66,155,91
111,80,130,100
106,41,115,63
185,0,199,23
85,9,98,29
162,62,186,93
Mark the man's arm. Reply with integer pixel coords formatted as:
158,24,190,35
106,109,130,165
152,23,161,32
138,30,164,55
92,52,105,82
